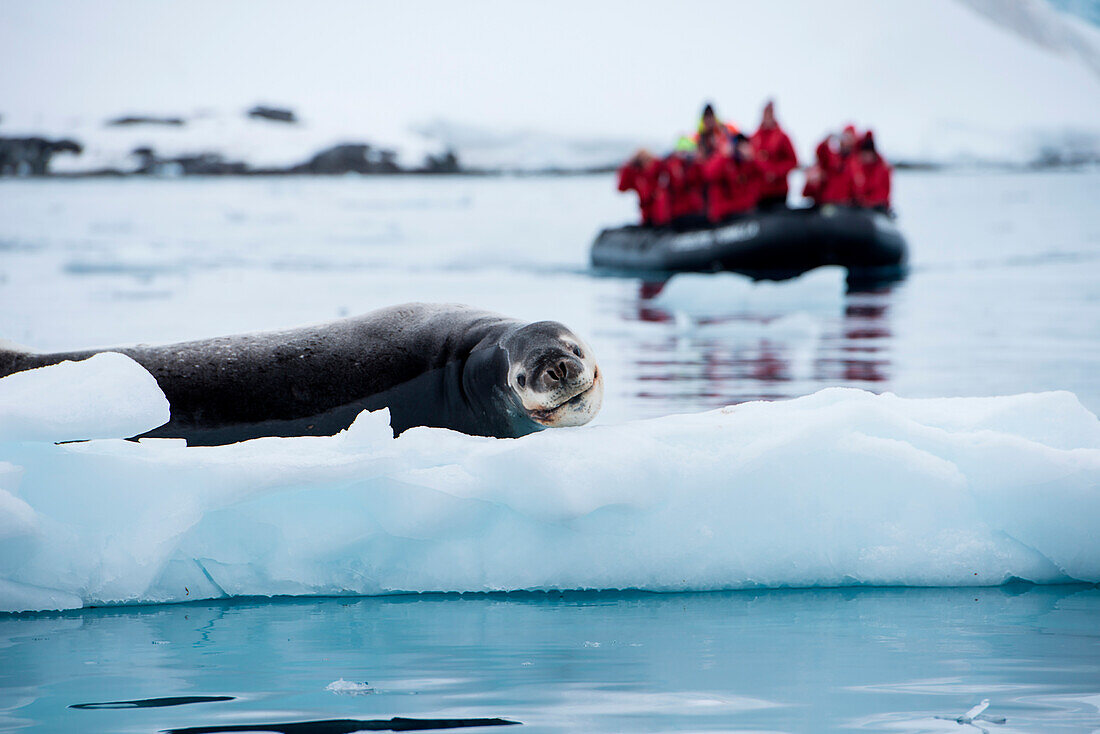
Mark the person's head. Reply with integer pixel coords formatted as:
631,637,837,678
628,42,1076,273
701,102,718,131
840,124,857,154
858,131,878,164
633,148,654,166
761,99,777,129
733,132,753,160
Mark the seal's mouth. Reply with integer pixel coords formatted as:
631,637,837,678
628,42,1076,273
527,367,601,426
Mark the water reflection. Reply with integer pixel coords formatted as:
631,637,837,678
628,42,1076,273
627,277,898,413
824,294,894,384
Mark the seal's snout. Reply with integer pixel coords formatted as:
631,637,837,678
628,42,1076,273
536,355,583,390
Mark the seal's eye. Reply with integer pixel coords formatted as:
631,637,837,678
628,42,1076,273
571,345,583,358
517,374,526,388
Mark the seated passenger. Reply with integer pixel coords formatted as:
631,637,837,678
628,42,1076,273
663,137,707,228
702,133,762,222
805,127,857,206
617,149,669,226
750,100,798,209
849,131,892,211
728,134,763,214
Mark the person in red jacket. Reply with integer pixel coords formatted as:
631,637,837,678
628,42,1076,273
749,100,798,209
849,131,892,211
803,126,858,206
728,135,764,214
663,137,707,228
617,149,669,226
702,134,762,222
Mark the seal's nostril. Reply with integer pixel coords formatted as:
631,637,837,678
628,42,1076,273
541,366,560,387
537,355,585,389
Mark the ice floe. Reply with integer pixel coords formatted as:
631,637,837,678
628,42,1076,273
0,355,1097,613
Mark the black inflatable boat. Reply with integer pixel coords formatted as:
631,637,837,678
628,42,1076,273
590,206,908,282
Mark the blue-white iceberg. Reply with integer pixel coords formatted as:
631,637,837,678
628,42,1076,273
1,354,1097,613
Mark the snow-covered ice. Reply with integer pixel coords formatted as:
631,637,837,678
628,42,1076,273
0,352,169,443
0,355,1097,613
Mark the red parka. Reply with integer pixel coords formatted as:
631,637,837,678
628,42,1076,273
805,139,853,206
849,154,892,209
702,152,762,222
618,158,669,225
750,125,798,200
663,154,706,220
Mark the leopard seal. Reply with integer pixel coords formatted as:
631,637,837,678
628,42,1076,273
0,303,603,445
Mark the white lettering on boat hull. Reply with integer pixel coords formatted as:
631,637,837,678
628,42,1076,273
667,221,761,252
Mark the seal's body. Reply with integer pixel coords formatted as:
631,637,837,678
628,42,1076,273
0,304,603,445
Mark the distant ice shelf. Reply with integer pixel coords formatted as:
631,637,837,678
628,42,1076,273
0,354,1098,613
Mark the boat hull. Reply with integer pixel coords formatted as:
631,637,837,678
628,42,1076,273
591,206,908,281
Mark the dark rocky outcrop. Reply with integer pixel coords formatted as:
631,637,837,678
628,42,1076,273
0,137,82,176
295,143,401,174
131,147,247,176
107,115,185,127
247,105,297,124
1,125,473,177
421,149,461,173
174,153,248,175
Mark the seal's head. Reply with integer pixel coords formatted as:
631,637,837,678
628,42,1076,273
500,321,603,428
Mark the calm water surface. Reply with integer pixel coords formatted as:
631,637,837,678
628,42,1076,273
3,588,1100,733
